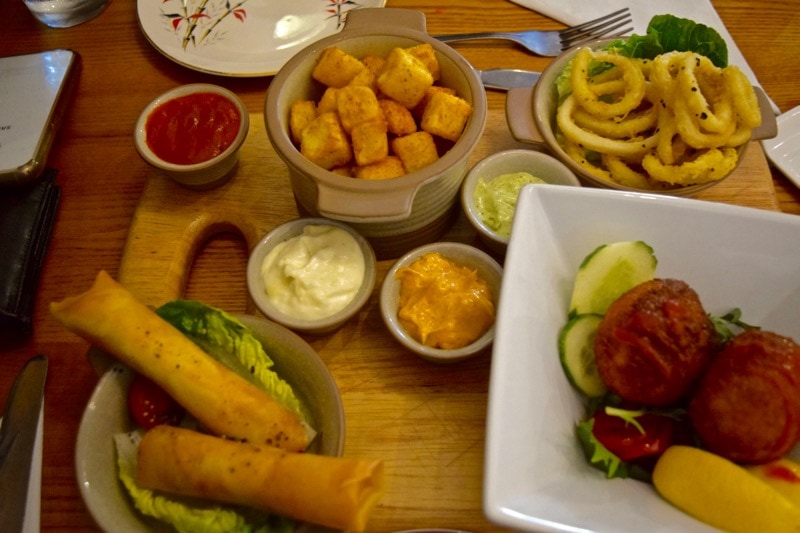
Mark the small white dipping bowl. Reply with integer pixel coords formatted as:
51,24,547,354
461,149,580,254
380,242,503,363
134,83,249,190
247,217,377,335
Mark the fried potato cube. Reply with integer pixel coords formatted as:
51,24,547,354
312,47,366,88
412,85,458,119
376,48,434,109
406,43,440,81
300,112,352,170
354,156,406,180
420,91,473,142
362,55,386,77
336,85,384,133
317,87,340,114
331,166,354,177
351,120,389,166
347,67,378,92
379,99,417,136
289,100,318,145
391,131,440,173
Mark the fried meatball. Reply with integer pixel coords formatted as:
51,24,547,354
594,278,719,406
689,330,800,464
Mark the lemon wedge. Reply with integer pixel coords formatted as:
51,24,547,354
747,458,800,506
653,446,800,533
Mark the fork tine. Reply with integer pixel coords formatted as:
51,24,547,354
559,8,630,36
559,10,632,49
563,26,633,51
561,19,633,48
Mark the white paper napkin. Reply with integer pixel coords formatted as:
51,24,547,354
508,0,779,113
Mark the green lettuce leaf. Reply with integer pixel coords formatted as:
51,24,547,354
576,418,631,479
608,14,728,67
114,432,294,533
156,299,304,417
114,300,311,533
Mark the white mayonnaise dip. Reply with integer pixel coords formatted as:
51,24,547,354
260,225,365,320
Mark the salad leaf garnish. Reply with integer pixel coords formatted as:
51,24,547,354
576,418,630,479
608,14,728,67
710,307,760,343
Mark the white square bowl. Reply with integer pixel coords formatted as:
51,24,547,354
763,105,800,190
484,184,800,532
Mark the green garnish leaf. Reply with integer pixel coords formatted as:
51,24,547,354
710,307,760,343
604,406,646,434
608,14,728,67
576,418,630,479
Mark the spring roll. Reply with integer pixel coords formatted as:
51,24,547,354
138,425,384,532
50,270,311,452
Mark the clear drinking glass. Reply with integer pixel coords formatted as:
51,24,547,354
23,0,108,28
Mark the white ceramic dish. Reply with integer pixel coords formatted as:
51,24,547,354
75,314,345,532
461,149,580,255
484,184,800,532
137,0,385,77
247,218,377,335
380,242,503,364
763,105,800,189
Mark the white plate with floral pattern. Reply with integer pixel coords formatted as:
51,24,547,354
137,0,386,77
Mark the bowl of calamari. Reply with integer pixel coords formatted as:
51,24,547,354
504,15,777,196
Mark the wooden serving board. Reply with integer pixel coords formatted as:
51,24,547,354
119,108,778,304
116,108,778,532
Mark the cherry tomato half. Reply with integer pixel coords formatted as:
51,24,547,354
591,410,690,462
127,374,185,430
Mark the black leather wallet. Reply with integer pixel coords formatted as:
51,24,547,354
0,169,60,337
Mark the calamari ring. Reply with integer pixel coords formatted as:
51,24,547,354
570,48,646,119
725,124,753,148
649,51,686,107
557,95,660,158
602,154,658,189
678,53,734,134
586,78,628,97
562,140,613,182
722,65,762,129
642,147,738,185
573,102,658,139
674,96,736,149
655,108,679,165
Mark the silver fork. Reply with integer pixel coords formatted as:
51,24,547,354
434,8,632,57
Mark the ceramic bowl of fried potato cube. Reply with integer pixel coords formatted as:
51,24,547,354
265,7,487,259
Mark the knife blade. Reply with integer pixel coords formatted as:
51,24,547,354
477,68,541,91
0,354,48,533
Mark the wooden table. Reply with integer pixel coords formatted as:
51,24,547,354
1,0,798,531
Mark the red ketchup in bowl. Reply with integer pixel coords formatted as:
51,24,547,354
144,92,241,165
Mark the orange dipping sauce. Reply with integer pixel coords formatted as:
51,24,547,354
395,252,495,350
145,92,241,165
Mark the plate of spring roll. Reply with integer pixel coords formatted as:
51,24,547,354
58,271,385,533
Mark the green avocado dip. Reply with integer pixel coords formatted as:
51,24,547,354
474,172,544,237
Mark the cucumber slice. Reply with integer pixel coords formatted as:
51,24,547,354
558,313,607,397
568,241,657,316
